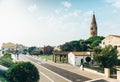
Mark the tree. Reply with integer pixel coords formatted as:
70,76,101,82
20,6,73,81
93,45,118,68
60,40,81,51
28,47,36,55
86,36,105,51
60,36,104,52
70,41,80,51
79,40,88,51
6,62,39,82
23,49,28,54
60,42,74,51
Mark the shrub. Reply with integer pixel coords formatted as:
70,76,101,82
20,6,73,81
6,62,39,82
93,45,118,68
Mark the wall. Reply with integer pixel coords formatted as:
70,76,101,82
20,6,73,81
68,52,75,65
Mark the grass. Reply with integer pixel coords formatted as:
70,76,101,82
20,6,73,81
39,55,52,60
39,55,68,63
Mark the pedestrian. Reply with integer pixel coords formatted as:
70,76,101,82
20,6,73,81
16,53,19,60
80,59,84,70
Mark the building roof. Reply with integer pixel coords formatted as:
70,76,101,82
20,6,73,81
71,52,91,56
52,51,69,55
108,35,120,38
102,35,120,42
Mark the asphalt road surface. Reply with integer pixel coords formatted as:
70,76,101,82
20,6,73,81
24,55,91,82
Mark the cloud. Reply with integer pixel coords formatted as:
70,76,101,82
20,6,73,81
62,1,72,8
105,0,120,8
37,10,93,42
28,4,37,12
55,9,61,14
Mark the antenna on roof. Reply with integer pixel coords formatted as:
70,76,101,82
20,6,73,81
93,11,95,15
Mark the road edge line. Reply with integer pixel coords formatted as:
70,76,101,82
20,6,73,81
37,63,72,82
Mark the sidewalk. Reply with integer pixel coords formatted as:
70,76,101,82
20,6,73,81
47,62,118,82
32,55,118,82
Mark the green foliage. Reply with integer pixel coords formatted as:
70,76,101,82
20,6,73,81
0,75,9,82
85,57,91,63
60,40,87,51
0,53,14,67
117,60,120,66
93,45,118,68
60,41,79,51
79,40,88,51
60,36,104,52
6,62,39,82
86,36,105,50
28,46,36,55
22,49,28,54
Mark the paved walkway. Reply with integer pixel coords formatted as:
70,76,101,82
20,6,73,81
31,55,119,82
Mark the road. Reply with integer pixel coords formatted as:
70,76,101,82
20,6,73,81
19,55,95,82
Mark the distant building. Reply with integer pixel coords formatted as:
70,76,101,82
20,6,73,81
101,35,120,56
2,42,16,50
33,47,44,55
90,13,97,37
43,46,53,54
53,46,61,51
1,42,27,54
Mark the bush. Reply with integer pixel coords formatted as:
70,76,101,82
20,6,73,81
93,45,118,68
6,62,39,82
117,60,120,65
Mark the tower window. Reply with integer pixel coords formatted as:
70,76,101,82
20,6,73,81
91,28,93,30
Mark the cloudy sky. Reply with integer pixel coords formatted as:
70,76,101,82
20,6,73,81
0,0,120,47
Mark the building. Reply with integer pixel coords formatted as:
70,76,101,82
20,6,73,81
1,42,27,54
2,42,16,50
68,52,91,66
52,51,69,63
90,13,97,37
53,46,61,51
43,45,53,54
101,35,120,56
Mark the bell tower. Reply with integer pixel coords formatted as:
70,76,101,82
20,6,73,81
90,13,97,37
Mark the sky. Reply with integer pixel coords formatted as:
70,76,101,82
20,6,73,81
0,0,120,47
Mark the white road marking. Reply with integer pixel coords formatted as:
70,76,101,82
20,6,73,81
36,62,72,82
37,62,41,65
40,71,55,82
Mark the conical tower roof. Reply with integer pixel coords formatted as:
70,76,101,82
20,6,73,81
91,13,97,25
90,13,97,37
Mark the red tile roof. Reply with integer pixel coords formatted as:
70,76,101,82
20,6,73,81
71,52,91,56
52,51,69,55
